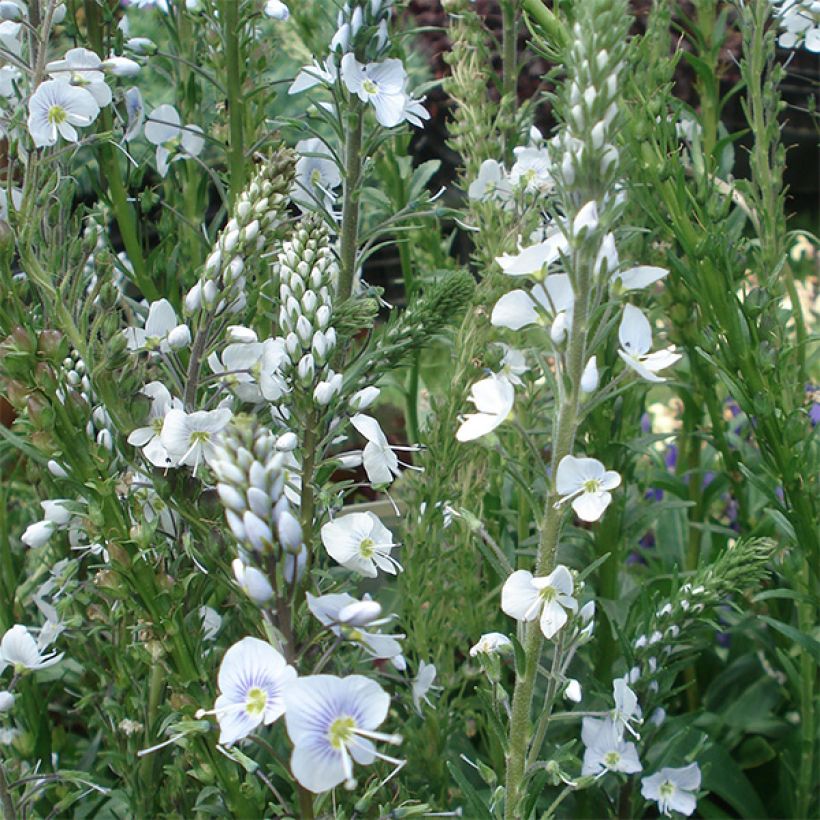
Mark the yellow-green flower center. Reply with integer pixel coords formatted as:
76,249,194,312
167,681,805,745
151,417,164,434
245,686,267,716
582,478,601,493
328,715,356,749
603,751,620,768
359,537,375,559
540,586,557,603
190,431,210,445
48,105,67,126
659,781,676,798
362,78,379,95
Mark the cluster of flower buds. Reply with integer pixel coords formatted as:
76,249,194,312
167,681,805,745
331,0,393,60
210,416,303,556
185,148,295,316
272,218,342,404
554,0,628,191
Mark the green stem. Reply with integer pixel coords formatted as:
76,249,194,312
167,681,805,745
521,0,567,49
337,103,364,301
501,0,518,163
222,0,245,206
504,250,591,819
0,760,16,820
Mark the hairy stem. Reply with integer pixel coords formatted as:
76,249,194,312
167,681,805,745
337,102,364,301
222,0,246,205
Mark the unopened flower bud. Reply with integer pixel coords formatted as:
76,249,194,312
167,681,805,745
580,356,599,394
277,509,303,553
297,354,315,385
167,324,191,350
275,431,298,451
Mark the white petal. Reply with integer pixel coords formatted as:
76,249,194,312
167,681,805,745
539,599,569,639
618,304,652,357
491,290,539,330
572,491,611,522
501,570,540,621
616,265,668,291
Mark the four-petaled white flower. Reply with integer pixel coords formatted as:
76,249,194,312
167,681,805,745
618,304,681,383
124,299,183,353
491,274,574,337
160,407,232,471
581,717,642,777
284,674,402,793
340,54,408,128
495,231,569,277
468,159,512,202
350,413,418,487
144,104,204,177
555,455,621,523
501,566,578,639
456,374,515,442
127,381,183,466
46,47,112,107
293,137,341,212
0,624,64,674
27,79,100,147
641,763,701,817
510,145,554,194
611,678,642,739
306,592,403,659
321,512,401,577
209,637,296,745
411,661,439,715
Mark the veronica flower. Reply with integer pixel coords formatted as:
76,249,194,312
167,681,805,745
491,274,574,336
350,414,419,487
264,0,289,19
127,381,183,467
144,104,204,177
205,637,296,745
0,624,63,674
340,54,408,128
498,344,528,385
293,137,341,212
510,145,554,194
468,159,512,202
469,632,512,657
321,512,401,577
306,592,403,659
27,79,100,148
618,305,681,383
501,566,578,639
207,342,265,403
21,499,74,548
555,455,621,523
289,58,338,94
284,674,402,792
611,678,642,739
641,763,701,816
160,407,232,471
46,47,112,107
495,231,569,277
124,298,181,353
411,661,439,715
124,86,144,141
456,374,515,442
581,717,642,777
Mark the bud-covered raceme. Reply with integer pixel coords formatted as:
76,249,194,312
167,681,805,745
185,147,295,316
271,217,340,394
210,416,303,556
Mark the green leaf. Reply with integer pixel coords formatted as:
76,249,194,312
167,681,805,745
759,615,820,663
446,760,493,820
699,742,768,819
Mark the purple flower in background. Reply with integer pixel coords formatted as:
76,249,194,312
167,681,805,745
664,444,677,470
641,412,652,434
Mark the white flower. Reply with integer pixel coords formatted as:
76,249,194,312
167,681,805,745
27,79,100,148
555,455,621,523
46,48,112,106
21,519,58,548
289,58,338,95
0,691,14,712
321,512,401,577
101,55,141,77
0,624,63,674
124,299,179,352
210,637,296,745
264,0,289,20
491,274,573,333
124,86,144,141
127,381,183,466
284,674,402,793
207,342,264,403
340,54,408,128
306,592,403,659
293,137,341,212
498,345,528,385
611,678,642,739
400,94,430,128
199,606,222,641
468,159,512,202
641,763,701,816
144,104,204,177
501,566,578,639
775,0,820,50
510,146,554,194
456,374,515,442
350,414,411,486
618,304,681,383
469,632,512,657
232,558,274,605
612,265,669,292
581,717,642,777
572,200,599,236
160,407,232,471
412,661,438,715
495,232,569,277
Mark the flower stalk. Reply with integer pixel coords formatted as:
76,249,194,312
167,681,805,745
338,101,364,301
